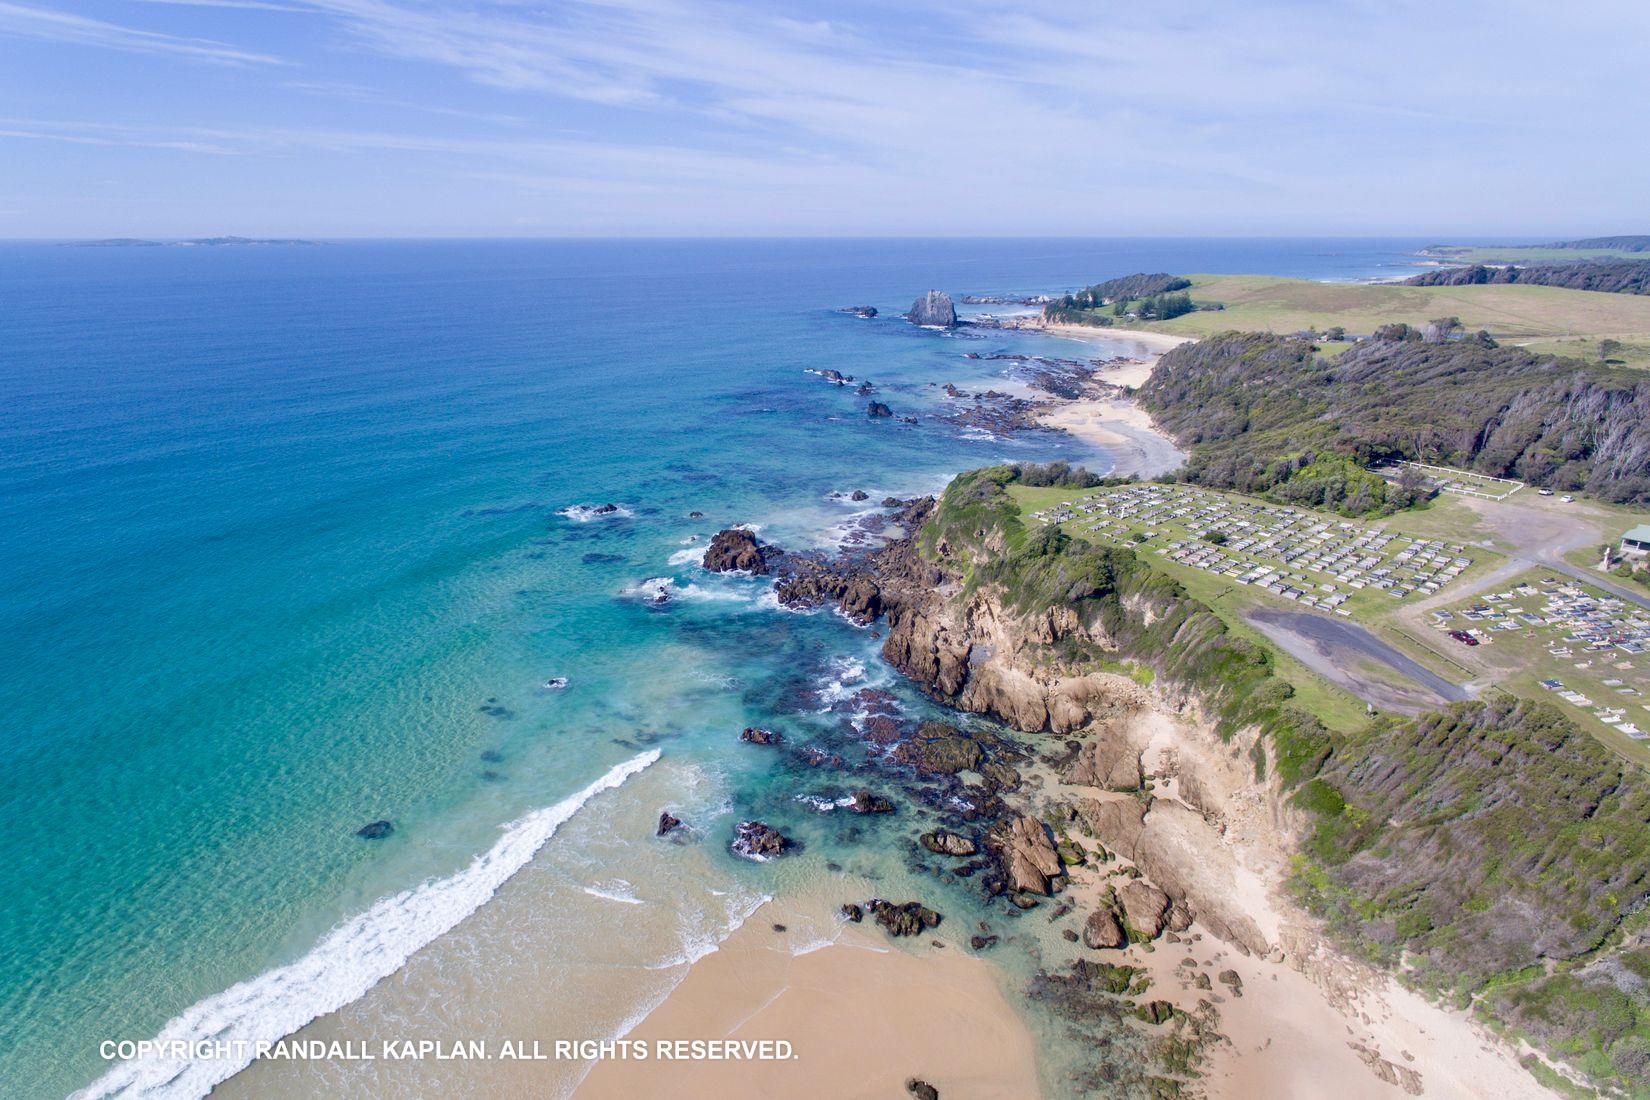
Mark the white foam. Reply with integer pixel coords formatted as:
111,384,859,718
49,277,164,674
794,793,856,813
667,547,707,568
75,750,661,1100
558,503,634,523
581,879,646,906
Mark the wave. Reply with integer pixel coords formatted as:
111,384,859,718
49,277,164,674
557,503,634,523
581,879,646,906
667,547,706,568
75,750,661,1100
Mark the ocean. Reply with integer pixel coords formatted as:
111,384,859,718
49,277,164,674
0,238,1433,1098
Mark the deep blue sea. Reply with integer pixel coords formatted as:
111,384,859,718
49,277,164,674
0,238,1434,1098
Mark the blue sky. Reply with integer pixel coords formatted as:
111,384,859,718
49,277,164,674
1,0,1646,237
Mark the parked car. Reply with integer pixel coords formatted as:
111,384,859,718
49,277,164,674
1537,488,1554,496
1447,629,1480,646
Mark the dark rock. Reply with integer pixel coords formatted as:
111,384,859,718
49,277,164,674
657,811,683,836
889,722,983,775
687,510,704,518
970,934,999,951
906,1079,940,1100
867,401,893,418
841,903,864,923
847,790,895,814
1218,969,1243,997
849,489,869,501
730,821,791,860
838,575,882,623
739,726,783,746
856,381,875,396
920,830,979,856
772,923,787,932
881,496,903,507
479,749,504,763
703,527,771,573
840,305,878,318
592,503,620,515
356,820,394,840
1062,928,1080,943
905,290,958,328
869,899,942,937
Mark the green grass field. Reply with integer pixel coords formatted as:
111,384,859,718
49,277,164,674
1424,245,1650,263
1093,274,1650,368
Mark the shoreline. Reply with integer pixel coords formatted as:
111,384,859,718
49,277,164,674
1030,326,1188,478
576,900,1043,1099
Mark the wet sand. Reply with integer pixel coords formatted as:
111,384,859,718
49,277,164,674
577,900,1042,1100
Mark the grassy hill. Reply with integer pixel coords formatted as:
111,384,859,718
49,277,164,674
1107,273,1650,368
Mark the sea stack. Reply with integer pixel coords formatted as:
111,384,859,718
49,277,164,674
905,290,958,328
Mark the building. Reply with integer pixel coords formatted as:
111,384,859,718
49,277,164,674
1622,524,1650,559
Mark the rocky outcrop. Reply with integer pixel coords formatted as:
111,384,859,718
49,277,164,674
1119,881,1171,939
868,899,942,937
1083,906,1127,949
739,726,782,746
1065,727,1144,791
656,811,682,836
1134,801,1269,954
905,290,958,328
890,721,984,775
996,814,1064,895
920,830,978,856
867,401,894,418
731,821,791,861
703,527,771,573
847,790,895,814
1076,797,1147,858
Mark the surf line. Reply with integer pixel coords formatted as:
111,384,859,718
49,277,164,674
77,750,662,1100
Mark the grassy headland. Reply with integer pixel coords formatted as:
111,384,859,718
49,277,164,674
924,465,1650,1094
1056,273,1650,367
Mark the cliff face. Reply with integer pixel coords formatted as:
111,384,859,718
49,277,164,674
905,290,958,328
819,465,1650,1094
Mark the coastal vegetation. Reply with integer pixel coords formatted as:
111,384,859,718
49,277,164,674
1405,261,1650,295
917,465,1650,1094
1423,237,1650,265
1043,273,1212,327
1137,330,1650,506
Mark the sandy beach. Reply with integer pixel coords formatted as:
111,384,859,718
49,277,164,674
577,901,1041,1100
1032,322,1189,477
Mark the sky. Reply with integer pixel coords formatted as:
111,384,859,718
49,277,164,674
0,0,1647,238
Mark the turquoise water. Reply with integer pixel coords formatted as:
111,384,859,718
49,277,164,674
0,238,1431,1097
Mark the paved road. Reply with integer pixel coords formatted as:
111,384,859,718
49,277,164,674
1247,607,1469,715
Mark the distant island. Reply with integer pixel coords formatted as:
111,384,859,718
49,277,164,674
67,236,319,247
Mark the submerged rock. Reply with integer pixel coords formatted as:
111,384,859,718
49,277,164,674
905,290,958,328
867,401,894,418
356,820,394,840
739,726,783,746
840,305,878,318
731,821,791,860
